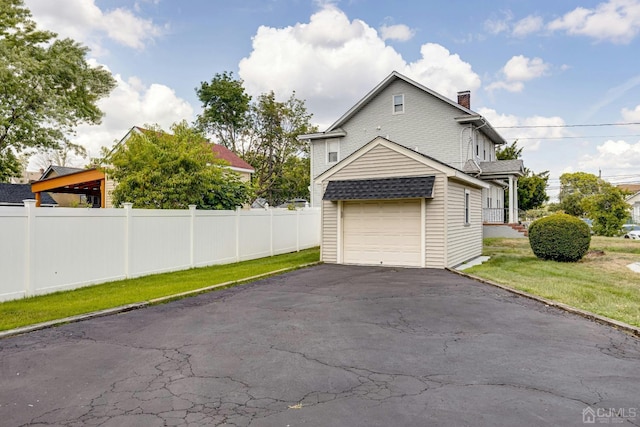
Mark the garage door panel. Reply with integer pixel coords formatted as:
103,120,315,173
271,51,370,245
343,200,421,267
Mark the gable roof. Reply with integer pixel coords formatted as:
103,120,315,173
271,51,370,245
0,183,57,206
40,165,84,180
300,71,506,145
109,126,254,173
316,136,488,189
211,144,255,172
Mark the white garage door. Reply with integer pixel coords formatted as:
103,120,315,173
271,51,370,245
343,199,422,267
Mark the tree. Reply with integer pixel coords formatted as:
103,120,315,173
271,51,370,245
558,171,629,235
582,185,629,236
195,72,317,205
195,71,251,154
0,0,115,180
243,91,316,205
104,122,253,210
558,172,602,217
495,140,549,210
32,141,87,170
496,140,523,161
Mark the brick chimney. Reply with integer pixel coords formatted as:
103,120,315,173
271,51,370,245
457,90,470,109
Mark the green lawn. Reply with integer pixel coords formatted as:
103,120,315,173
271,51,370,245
0,248,320,332
466,237,640,327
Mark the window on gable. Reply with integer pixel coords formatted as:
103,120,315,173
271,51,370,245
327,140,339,163
393,94,404,114
464,190,471,225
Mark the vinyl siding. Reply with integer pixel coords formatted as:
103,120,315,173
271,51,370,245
321,196,338,263
446,181,483,267
319,144,447,268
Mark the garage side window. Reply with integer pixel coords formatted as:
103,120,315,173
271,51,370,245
464,190,471,225
327,140,339,164
393,94,404,114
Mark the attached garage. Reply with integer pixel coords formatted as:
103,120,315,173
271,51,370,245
316,137,488,269
343,199,422,267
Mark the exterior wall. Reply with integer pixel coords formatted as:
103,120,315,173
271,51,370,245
446,180,483,267
105,175,116,208
628,193,640,223
310,79,498,207
319,144,447,268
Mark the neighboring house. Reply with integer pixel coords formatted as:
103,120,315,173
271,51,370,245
299,71,524,268
0,183,57,207
617,184,640,223
627,191,640,223
30,126,255,209
38,165,86,207
9,170,42,184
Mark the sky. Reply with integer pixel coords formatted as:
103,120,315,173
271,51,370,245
22,0,640,199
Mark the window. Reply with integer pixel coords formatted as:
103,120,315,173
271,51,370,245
393,94,404,114
327,140,339,163
464,190,471,225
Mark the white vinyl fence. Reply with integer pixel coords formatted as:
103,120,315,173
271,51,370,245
0,201,320,302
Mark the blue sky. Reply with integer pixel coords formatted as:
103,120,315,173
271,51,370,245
24,0,640,198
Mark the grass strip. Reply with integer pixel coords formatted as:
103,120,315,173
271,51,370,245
467,237,640,327
0,248,320,332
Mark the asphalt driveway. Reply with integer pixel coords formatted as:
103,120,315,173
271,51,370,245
1,265,639,426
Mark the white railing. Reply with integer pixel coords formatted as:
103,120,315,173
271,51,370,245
0,201,320,302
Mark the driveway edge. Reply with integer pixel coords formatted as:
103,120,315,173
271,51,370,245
448,268,640,339
0,262,321,340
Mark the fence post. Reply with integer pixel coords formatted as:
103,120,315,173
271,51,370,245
189,205,196,268
296,209,300,252
270,208,274,256
123,203,133,278
23,199,36,297
235,206,240,262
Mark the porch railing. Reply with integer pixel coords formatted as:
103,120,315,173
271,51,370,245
483,208,507,224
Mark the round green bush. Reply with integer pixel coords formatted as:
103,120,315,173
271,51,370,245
528,213,591,262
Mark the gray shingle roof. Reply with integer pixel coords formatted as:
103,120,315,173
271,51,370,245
0,183,57,206
323,176,435,201
478,160,524,175
40,165,84,180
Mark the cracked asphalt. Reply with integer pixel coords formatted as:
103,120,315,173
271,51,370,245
1,264,639,426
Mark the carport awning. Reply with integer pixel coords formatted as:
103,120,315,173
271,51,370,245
323,175,435,201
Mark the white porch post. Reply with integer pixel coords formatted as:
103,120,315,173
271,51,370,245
508,176,515,224
513,177,519,223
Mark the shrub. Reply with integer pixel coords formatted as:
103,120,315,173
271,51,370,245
528,213,591,262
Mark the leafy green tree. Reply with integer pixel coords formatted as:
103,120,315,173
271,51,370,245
495,140,548,210
558,172,602,217
0,0,115,179
244,91,316,205
0,150,21,182
496,140,523,161
196,71,252,154
582,185,629,236
105,122,253,210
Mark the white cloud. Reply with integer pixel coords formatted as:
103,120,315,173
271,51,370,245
478,108,569,152
25,0,165,52
486,55,550,93
29,71,195,168
547,0,640,44
379,24,415,41
484,11,513,35
579,139,640,171
622,104,640,121
512,15,544,37
238,4,480,126
503,55,550,81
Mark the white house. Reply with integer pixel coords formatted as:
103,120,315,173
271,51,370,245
299,71,524,268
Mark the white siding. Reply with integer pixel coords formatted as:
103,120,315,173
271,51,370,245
319,144,447,268
446,181,483,267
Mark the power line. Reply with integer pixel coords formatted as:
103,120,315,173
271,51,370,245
514,134,640,140
494,121,640,129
